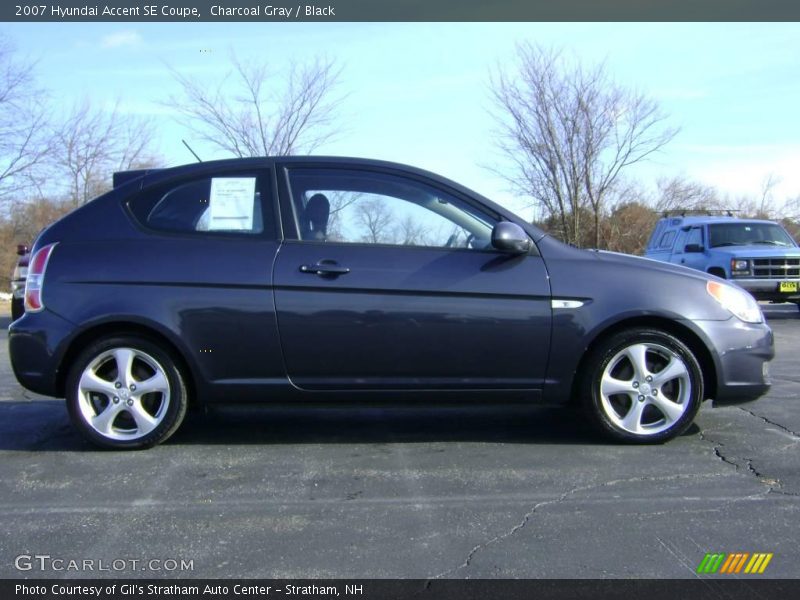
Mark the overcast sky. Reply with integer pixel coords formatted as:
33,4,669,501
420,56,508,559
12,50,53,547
2,22,799,219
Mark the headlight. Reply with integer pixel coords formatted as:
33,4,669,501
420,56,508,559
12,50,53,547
731,259,750,272
706,281,762,323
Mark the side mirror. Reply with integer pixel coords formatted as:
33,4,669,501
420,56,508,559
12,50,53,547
684,243,704,253
16,244,29,256
491,222,532,254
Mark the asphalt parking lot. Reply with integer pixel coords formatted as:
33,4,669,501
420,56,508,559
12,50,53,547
0,305,798,579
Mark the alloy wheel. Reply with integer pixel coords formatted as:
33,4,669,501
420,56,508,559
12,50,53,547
598,342,692,436
76,347,171,441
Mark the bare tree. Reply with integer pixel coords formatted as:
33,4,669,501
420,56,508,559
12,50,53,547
355,198,394,244
0,36,51,203
165,55,344,157
655,175,721,214
756,172,781,218
491,44,678,247
52,100,159,206
396,214,430,246
325,191,362,241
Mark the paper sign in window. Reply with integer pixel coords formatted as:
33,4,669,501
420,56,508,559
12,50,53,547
208,177,256,230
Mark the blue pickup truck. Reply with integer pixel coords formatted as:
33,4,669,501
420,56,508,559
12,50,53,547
645,215,800,307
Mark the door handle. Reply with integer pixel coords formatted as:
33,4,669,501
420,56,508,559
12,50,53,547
300,262,351,276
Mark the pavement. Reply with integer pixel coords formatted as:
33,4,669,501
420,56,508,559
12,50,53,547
0,305,798,579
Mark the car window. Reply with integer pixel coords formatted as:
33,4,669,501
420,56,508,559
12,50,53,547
285,168,497,250
130,175,268,236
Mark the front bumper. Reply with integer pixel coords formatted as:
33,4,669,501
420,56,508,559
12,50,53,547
692,317,774,405
731,278,800,302
11,280,25,299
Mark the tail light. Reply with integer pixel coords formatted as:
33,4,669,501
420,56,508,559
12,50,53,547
24,243,57,313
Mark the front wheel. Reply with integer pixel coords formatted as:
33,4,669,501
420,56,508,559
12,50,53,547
581,328,704,444
66,336,188,449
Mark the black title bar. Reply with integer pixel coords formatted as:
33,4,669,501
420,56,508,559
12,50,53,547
5,579,800,600
3,0,800,22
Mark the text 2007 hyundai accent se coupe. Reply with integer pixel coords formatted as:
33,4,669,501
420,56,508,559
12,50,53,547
9,157,774,449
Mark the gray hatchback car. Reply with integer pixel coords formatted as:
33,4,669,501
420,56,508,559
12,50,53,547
9,157,774,448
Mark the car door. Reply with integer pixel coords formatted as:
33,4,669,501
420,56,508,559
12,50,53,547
272,163,552,392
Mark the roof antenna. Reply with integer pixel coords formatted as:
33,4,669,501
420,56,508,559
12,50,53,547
182,139,202,162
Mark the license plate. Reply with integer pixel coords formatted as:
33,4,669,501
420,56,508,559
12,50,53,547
779,281,798,293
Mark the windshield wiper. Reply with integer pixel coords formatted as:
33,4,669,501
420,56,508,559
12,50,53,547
752,240,788,246
712,242,743,247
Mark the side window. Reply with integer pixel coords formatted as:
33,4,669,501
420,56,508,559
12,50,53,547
285,168,498,250
673,229,688,253
658,230,676,249
686,227,704,247
130,175,269,236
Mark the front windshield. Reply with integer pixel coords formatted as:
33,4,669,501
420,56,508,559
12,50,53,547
708,223,796,248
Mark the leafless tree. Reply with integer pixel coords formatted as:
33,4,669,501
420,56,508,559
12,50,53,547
52,100,160,206
355,198,394,244
783,194,800,222
396,214,431,246
756,172,781,218
491,44,678,247
165,55,344,157
655,175,721,214
0,36,51,203
325,191,362,241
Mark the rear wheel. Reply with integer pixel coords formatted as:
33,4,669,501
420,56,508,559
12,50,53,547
581,328,703,443
11,298,23,321
66,336,188,449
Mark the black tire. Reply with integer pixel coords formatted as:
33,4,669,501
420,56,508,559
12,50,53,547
66,335,188,449
580,328,704,444
11,297,23,321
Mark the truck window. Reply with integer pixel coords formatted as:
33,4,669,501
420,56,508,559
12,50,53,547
686,227,703,248
658,231,676,249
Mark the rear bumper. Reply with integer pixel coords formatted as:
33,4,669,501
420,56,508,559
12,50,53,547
8,309,75,397
692,318,774,405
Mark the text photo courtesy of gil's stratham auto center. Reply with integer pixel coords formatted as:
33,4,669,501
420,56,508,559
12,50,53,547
0,2,799,599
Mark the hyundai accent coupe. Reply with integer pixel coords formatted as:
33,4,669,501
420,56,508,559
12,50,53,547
9,157,774,449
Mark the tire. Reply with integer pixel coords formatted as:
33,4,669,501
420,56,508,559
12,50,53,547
11,298,23,321
580,328,704,444
66,335,188,449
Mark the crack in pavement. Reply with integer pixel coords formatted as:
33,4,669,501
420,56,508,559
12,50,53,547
737,406,800,440
698,430,740,470
699,427,789,494
769,488,800,498
428,472,729,580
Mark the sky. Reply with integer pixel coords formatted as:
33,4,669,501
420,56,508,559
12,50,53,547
2,22,799,220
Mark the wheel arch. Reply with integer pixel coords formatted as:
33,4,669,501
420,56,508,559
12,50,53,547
569,315,718,405
56,321,199,406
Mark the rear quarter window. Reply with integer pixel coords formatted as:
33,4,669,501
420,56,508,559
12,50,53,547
128,174,274,237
